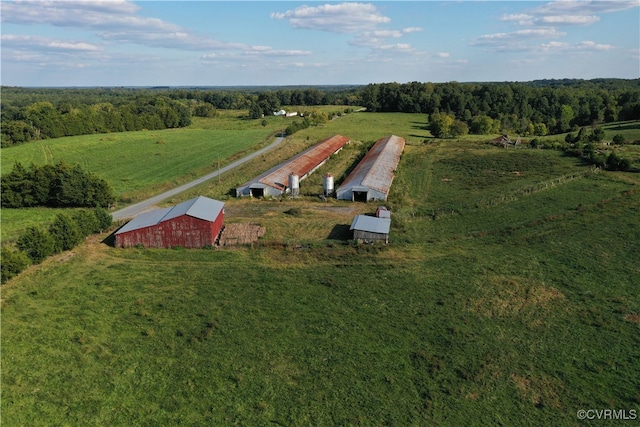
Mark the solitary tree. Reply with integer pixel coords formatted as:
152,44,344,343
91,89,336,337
590,127,606,143
612,134,626,145
429,113,454,138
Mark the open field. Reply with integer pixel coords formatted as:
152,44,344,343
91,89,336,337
2,112,640,425
0,111,289,203
534,120,640,170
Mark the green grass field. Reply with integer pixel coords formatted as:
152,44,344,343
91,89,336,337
0,112,287,202
2,112,640,425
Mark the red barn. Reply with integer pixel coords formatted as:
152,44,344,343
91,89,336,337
115,196,224,248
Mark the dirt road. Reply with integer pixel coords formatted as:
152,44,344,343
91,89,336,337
111,136,285,221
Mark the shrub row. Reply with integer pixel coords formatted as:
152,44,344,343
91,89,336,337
1,161,115,208
1,207,112,283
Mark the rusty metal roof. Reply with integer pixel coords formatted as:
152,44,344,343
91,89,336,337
244,135,351,192
339,135,405,195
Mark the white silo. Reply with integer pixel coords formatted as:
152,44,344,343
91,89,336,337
323,173,334,196
289,173,300,196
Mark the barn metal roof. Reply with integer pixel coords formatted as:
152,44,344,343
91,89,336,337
116,196,224,234
240,135,350,192
338,135,405,195
350,215,391,234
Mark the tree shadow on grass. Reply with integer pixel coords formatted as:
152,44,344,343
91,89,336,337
327,224,351,240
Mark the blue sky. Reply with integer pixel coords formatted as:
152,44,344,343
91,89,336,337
1,1,638,86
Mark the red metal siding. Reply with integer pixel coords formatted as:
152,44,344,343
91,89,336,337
116,211,224,248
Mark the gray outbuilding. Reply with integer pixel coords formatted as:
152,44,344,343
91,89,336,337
350,215,391,244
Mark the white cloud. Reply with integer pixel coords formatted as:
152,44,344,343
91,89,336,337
248,48,312,57
272,3,427,58
2,0,317,66
371,30,403,38
1,35,102,52
472,27,568,53
435,52,450,58
575,40,615,50
1,0,177,32
539,40,615,52
539,15,600,25
271,3,390,33
484,1,634,55
501,0,638,28
500,13,535,25
402,27,423,34
539,41,571,51
378,43,413,52
533,0,639,16
474,28,566,45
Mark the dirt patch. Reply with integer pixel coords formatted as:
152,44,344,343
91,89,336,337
624,314,640,324
468,275,565,323
57,252,76,263
510,373,564,409
219,223,266,246
310,205,361,215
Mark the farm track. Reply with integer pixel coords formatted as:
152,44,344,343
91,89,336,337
40,143,54,164
110,137,285,221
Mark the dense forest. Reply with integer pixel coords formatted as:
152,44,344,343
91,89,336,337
360,79,640,135
0,92,192,147
1,79,639,146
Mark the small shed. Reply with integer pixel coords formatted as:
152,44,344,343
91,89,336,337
350,215,391,244
115,196,224,248
376,206,391,218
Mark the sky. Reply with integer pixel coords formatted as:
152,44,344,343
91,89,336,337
1,0,639,86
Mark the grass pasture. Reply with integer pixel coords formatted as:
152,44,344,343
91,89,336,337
2,112,640,425
0,111,289,203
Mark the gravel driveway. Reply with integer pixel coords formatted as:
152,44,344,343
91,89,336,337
111,137,285,221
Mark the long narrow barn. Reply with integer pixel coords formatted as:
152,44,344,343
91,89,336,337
336,135,405,202
115,196,224,248
236,134,350,197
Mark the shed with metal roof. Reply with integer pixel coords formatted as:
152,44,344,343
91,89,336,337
336,135,405,202
236,135,351,197
115,196,224,248
350,215,391,244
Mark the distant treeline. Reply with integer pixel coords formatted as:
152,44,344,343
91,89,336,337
1,93,192,147
360,79,640,135
2,80,639,146
0,86,359,146
1,161,115,208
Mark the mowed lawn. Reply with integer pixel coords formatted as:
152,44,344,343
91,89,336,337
2,131,639,425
